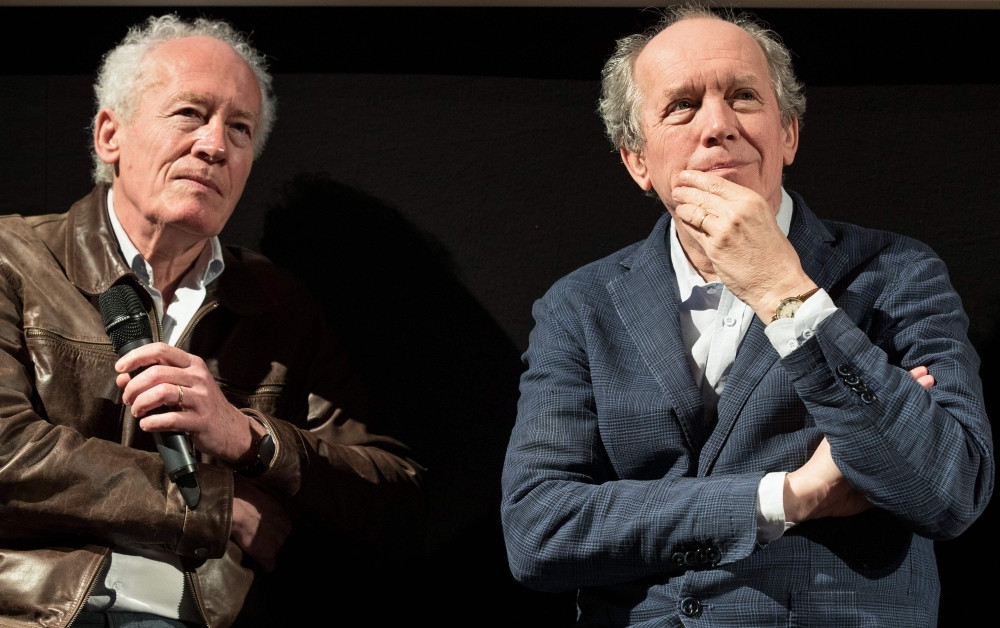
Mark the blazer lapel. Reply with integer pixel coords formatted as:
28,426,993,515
607,214,708,453
699,194,851,475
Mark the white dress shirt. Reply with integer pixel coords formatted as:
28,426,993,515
85,189,224,621
668,188,838,543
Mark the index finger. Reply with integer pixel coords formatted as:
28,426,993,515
678,170,747,201
115,342,194,373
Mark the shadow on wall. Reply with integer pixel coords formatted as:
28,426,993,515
252,173,575,623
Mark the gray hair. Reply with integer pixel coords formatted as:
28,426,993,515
91,14,277,184
598,4,806,154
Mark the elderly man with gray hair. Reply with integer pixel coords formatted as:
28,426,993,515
501,5,992,626
0,15,422,628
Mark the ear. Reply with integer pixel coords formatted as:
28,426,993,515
93,108,123,168
781,116,799,166
620,146,653,192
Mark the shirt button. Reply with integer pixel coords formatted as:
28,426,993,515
802,329,813,339
724,316,736,327
706,286,718,294
787,339,798,350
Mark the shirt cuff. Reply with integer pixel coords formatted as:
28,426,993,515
764,288,838,358
756,471,795,543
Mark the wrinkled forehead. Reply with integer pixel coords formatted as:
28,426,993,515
635,18,771,95
137,36,262,112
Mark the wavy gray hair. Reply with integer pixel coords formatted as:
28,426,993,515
91,14,277,184
598,4,806,154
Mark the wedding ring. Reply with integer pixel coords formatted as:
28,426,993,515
177,385,185,410
698,212,711,231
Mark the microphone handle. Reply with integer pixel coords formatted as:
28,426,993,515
131,366,201,509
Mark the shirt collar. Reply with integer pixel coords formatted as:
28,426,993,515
669,187,794,302
107,188,225,290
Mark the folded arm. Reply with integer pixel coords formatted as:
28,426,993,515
779,255,993,539
502,296,762,592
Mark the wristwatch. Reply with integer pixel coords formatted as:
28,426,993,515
770,287,820,322
228,426,276,478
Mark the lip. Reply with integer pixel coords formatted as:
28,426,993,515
699,161,748,173
175,174,221,195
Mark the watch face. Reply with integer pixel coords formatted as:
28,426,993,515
776,297,803,319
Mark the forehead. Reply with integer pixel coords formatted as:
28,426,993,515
635,18,770,94
139,36,261,114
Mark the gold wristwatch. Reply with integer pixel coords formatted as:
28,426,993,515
770,287,820,322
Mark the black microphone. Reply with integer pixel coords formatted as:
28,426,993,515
100,284,201,509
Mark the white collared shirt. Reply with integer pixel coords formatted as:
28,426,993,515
669,188,837,543
85,189,225,621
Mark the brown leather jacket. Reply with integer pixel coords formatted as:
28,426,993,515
0,187,423,628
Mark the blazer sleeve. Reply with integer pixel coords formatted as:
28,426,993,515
781,242,993,540
501,289,763,593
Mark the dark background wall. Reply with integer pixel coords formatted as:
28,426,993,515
1,6,997,626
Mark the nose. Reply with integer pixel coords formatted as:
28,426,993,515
699,97,738,147
193,117,227,165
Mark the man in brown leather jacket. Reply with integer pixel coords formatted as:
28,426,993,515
0,15,422,628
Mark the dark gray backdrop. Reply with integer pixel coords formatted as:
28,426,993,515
1,7,997,626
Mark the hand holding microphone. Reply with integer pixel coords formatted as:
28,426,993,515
101,284,291,566
100,284,201,508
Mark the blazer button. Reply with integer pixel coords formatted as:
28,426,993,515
861,391,878,404
672,552,686,566
836,364,853,377
680,597,702,617
684,550,699,566
843,374,860,386
707,546,721,564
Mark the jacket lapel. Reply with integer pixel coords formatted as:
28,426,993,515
698,193,851,475
607,214,708,453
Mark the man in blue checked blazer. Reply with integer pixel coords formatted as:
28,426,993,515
501,6,993,627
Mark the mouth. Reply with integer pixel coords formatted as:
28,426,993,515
175,174,221,196
700,161,748,174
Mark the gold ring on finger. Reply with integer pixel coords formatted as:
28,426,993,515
698,212,711,231
177,385,185,411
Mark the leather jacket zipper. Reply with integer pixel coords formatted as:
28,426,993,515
135,284,164,343
24,328,117,355
185,571,212,628
176,302,220,349
216,380,284,399
65,548,112,628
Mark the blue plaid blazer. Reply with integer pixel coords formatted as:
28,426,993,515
501,193,994,627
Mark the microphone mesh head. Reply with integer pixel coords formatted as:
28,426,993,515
99,284,152,353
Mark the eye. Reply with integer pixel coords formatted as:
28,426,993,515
668,100,695,115
231,123,251,136
177,107,202,118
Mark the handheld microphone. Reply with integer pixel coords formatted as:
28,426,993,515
100,284,201,509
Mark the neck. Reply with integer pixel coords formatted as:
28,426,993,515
111,185,209,303
676,226,719,283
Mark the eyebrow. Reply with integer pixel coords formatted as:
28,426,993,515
168,91,259,121
660,73,764,101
